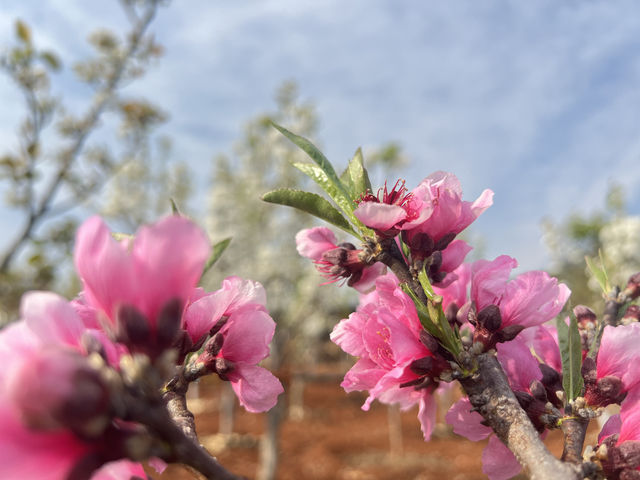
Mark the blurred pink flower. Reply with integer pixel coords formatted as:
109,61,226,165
295,226,385,292
74,215,210,335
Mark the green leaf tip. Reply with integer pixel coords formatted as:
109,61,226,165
556,313,584,403
262,188,359,237
203,237,232,275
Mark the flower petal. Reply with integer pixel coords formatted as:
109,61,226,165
229,364,284,413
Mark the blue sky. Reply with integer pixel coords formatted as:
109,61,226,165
1,0,640,271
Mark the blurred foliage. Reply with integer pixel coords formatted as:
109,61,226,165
543,183,640,311
204,81,403,367
0,0,180,324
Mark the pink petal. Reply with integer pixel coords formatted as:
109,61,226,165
440,239,472,274
20,291,85,348
295,227,337,260
619,390,640,443
445,397,492,441
74,216,136,322
220,276,267,314
229,364,284,413
599,414,622,443
434,262,471,311
340,358,385,393
132,216,210,322
471,256,518,311
330,312,367,357
354,202,407,230
0,403,89,480
482,435,522,480
183,290,231,344
351,262,387,293
221,310,275,364
91,460,147,480
599,323,640,391
497,338,542,392
500,271,570,329
418,394,437,440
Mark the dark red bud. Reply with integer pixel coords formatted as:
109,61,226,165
409,356,434,376
209,316,228,336
322,248,348,265
574,305,597,324
419,330,439,352
405,232,434,260
205,333,225,357
156,298,183,349
337,242,357,250
625,273,640,300
444,302,459,324
623,305,640,323
496,324,525,343
116,304,151,347
529,380,548,402
215,357,234,380
434,232,456,251
539,363,560,386
477,305,502,332
514,391,533,409
582,357,597,384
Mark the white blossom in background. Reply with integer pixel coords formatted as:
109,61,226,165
595,216,640,292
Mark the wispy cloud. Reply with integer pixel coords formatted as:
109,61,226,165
1,0,640,272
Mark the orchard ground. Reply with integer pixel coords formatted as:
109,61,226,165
155,363,591,480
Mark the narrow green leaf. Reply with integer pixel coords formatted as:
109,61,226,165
262,188,359,237
556,315,584,403
585,251,610,294
203,237,232,275
170,198,181,215
15,20,31,44
340,148,372,199
292,162,366,231
272,123,348,195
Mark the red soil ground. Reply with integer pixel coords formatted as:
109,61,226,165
156,366,594,480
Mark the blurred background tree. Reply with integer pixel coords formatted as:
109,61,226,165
543,182,640,311
0,0,190,324
203,81,405,480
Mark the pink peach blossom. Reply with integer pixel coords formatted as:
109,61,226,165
470,255,570,331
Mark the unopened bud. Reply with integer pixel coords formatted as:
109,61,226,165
529,380,548,402
539,363,560,386
496,324,525,343
623,305,640,325
419,330,439,352
409,356,433,376
574,305,597,328
116,304,151,347
215,357,234,380
205,333,225,357
581,357,597,384
403,232,434,260
434,232,456,252
625,273,640,300
156,298,183,349
514,391,533,409
477,305,502,332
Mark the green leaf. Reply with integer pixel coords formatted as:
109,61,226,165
15,20,31,44
40,51,61,71
292,162,366,232
585,250,610,294
556,314,584,403
203,237,232,275
262,188,359,237
339,148,372,199
170,198,181,215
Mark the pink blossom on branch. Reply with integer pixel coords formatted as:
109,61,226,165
295,226,386,292
186,278,284,412
330,272,450,439
74,215,211,352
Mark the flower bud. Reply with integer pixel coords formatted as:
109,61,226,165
574,305,597,328
625,273,640,300
622,305,640,325
477,305,502,332
156,297,183,349
116,304,151,347
495,324,525,343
